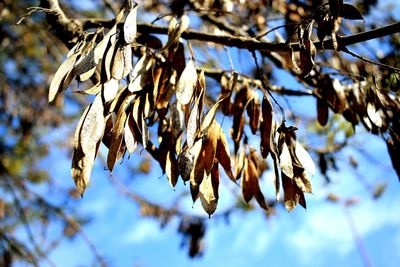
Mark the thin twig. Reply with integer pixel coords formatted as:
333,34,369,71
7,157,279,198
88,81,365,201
200,67,312,96
256,23,296,40
31,193,108,267
53,210,108,267
3,174,56,267
102,0,119,14
342,47,400,73
151,6,240,25
76,11,400,55
342,204,374,267
187,0,245,35
40,0,400,55
16,7,55,25
223,47,235,71
316,62,367,81
2,164,108,267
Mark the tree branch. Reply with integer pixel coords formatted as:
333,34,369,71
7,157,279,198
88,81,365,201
39,0,400,54
338,22,400,50
38,0,83,47
342,203,374,267
2,174,55,267
8,169,109,267
80,17,115,29
342,47,400,72
201,67,313,96
79,19,400,53
102,0,119,14
187,0,248,36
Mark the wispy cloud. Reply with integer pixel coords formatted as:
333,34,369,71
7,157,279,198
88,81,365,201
123,220,167,244
284,195,400,266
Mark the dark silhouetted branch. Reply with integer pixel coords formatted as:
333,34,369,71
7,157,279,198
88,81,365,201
38,1,400,54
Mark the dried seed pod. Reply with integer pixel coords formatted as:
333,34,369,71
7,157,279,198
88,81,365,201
317,98,329,126
176,59,197,105
199,163,219,217
123,4,138,44
166,150,179,188
71,94,105,195
260,94,273,158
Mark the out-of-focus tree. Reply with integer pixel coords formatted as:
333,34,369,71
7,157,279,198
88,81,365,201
0,1,107,266
1,0,399,265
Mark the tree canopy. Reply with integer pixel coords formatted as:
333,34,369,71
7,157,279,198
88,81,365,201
1,0,399,265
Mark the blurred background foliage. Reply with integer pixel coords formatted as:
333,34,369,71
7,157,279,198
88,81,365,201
1,1,90,265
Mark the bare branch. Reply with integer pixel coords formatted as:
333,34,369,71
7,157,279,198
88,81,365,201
36,0,400,55
1,162,108,267
342,47,400,72
342,203,374,267
80,17,116,29
201,67,313,97
2,172,56,267
38,0,84,47
102,0,119,14
338,22,400,50
79,20,400,54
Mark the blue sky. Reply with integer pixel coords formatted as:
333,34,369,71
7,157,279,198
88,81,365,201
44,128,400,267
28,1,400,266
